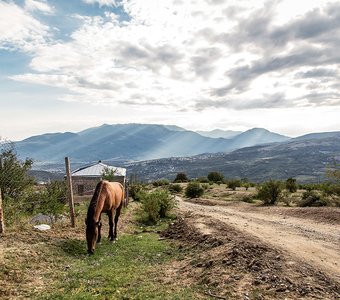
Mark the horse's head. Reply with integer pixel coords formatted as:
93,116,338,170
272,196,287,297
85,218,101,254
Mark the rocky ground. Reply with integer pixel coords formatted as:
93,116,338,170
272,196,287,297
161,197,340,299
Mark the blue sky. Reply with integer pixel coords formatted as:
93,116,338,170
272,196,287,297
1,0,340,140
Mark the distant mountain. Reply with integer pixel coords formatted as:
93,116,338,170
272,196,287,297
293,131,340,141
124,132,340,183
229,128,290,149
15,124,289,163
197,129,242,139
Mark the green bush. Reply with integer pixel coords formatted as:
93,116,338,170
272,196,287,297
202,183,209,190
168,183,182,194
129,184,144,201
241,195,255,203
185,182,204,198
207,172,224,183
173,173,188,183
285,178,297,193
138,189,176,224
36,181,67,219
227,179,241,190
152,179,170,187
299,190,327,207
257,180,284,205
197,176,209,183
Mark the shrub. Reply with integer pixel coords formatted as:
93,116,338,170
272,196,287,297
202,183,209,190
152,179,170,187
138,189,176,224
299,190,327,207
185,182,204,198
197,176,209,183
138,191,160,224
227,179,241,190
168,183,182,194
241,195,255,203
207,172,224,183
129,184,144,201
36,180,67,219
243,182,251,190
157,190,176,218
285,178,297,193
257,180,284,205
173,172,188,183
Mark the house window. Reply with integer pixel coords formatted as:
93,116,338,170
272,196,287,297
78,184,84,196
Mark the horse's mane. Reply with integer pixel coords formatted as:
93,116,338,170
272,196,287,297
86,180,104,225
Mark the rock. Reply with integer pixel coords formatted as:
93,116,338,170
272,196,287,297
30,213,54,224
33,224,51,231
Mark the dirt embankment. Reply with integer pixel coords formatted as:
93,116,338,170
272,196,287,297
161,198,340,299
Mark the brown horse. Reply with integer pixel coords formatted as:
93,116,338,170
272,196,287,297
86,180,125,254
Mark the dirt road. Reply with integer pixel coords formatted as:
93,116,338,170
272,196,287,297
177,197,340,284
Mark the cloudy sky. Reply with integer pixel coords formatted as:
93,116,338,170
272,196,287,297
1,0,340,140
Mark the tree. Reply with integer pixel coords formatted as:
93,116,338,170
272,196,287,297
207,171,224,183
102,167,117,181
227,179,241,190
173,172,188,183
185,182,204,198
285,178,297,193
257,180,284,205
36,180,67,219
0,141,34,199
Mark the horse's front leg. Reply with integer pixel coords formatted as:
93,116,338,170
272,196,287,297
113,205,122,241
97,221,102,243
107,210,114,241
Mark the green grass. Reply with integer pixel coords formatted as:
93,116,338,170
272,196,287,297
36,227,197,299
1,201,204,299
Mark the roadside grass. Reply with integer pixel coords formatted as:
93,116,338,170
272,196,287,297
39,233,196,300
0,202,203,300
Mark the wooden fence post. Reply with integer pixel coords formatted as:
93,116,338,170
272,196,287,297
0,187,4,234
65,157,76,227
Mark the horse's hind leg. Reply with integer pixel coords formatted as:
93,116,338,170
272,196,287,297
113,205,122,241
108,210,114,241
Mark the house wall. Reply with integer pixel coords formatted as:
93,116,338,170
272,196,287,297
71,176,126,196
72,176,100,196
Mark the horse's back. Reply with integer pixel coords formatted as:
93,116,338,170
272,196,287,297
103,180,124,209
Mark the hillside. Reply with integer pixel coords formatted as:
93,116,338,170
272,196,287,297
197,129,242,139
15,124,288,163
124,132,340,183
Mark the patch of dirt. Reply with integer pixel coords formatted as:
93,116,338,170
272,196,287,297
162,214,340,299
187,197,340,225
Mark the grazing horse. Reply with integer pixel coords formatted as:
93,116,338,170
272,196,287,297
86,180,125,254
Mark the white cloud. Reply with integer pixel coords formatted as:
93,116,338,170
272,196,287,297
8,0,340,115
82,0,119,7
0,2,50,52
25,0,54,14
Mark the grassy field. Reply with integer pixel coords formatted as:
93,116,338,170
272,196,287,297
0,201,205,300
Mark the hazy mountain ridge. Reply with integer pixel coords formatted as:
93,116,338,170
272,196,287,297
15,123,288,163
20,126,340,183
197,129,242,139
124,132,340,183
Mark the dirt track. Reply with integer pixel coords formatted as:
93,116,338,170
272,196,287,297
177,197,340,284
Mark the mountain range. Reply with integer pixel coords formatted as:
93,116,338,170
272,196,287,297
124,131,340,183
13,123,340,183
15,124,289,163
